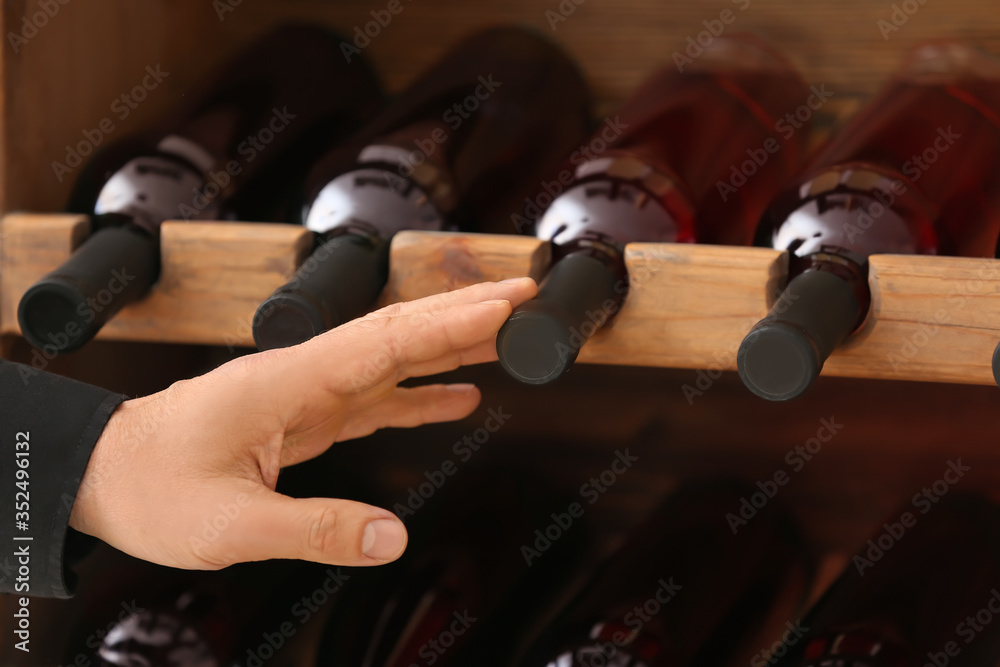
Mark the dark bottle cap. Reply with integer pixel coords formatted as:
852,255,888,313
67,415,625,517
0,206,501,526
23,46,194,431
496,252,621,385
738,270,861,401
17,223,159,354
253,233,390,350
993,340,1000,389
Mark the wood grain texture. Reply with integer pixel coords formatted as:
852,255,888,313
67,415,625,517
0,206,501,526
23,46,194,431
0,215,313,347
0,213,90,335
1,0,228,213
231,0,1000,104
380,230,551,304
823,254,1000,385
580,243,787,368
7,222,1000,386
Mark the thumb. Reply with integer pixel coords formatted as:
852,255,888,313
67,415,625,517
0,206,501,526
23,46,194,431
210,489,408,567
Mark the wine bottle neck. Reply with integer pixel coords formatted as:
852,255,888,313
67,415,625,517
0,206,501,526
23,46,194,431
303,166,447,239
535,157,689,249
769,165,938,261
93,145,217,234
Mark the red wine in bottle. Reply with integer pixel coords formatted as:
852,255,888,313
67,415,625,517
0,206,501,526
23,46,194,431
250,25,592,351
17,25,383,354
738,42,1000,401
519,482,811,667
313,468,589,667
772,493,1000,667
495,34,811,385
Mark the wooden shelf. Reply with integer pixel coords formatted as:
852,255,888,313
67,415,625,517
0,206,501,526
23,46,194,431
3,214,999,386
5,1,1000,665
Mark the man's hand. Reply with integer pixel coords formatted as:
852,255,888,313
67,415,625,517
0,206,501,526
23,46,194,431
68,278,537,571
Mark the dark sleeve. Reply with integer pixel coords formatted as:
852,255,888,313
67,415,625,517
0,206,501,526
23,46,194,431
0,359,126,598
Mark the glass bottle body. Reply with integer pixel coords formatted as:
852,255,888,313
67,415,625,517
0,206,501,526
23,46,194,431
252,26,593,351
18,25,383,354
776,495,1000,667
739,42,1000,402
498,34,811,385
523,483,809,667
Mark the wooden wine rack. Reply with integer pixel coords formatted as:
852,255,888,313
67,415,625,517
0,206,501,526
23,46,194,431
5,1,1000,664
3,214,1000,386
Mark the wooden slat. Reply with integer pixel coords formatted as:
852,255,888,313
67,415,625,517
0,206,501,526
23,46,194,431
0,213,90,335
380,230,551,304
823,254,1000,385
579,243,787,369
0,215,313,348
5,220,1000,386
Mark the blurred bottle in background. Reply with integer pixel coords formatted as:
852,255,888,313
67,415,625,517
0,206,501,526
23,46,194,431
313,466,590,667
773,493,1000,667
519,481,812,667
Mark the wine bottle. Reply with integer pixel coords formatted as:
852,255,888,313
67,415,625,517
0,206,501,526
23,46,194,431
495,34,811,385
519,482,811,667
85,458,384,667
738,42,1000,401
92,559,339,667
250,25,592,351
17,24,383,354
772,493,1000,667
313,467,589,666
